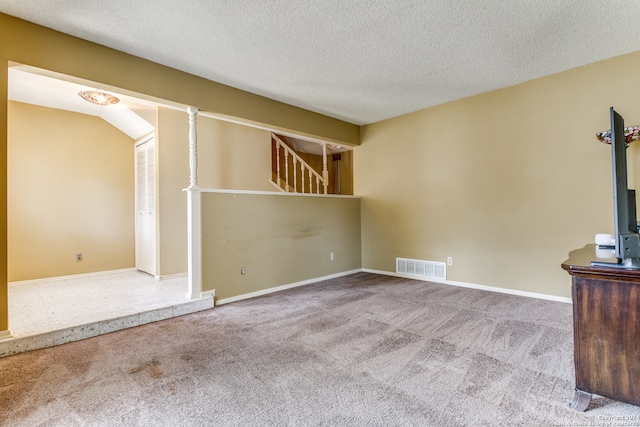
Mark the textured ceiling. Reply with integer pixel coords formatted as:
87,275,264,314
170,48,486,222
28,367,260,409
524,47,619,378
2,1,640,125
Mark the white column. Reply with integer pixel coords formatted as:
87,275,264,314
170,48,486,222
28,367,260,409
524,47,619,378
322,143,328,194
186,189,202,299
186,106,202,299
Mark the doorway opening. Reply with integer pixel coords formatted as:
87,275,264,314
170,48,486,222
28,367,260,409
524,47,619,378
5,63,206,345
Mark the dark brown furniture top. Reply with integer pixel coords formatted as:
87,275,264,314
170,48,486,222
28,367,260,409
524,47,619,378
562,244,640,281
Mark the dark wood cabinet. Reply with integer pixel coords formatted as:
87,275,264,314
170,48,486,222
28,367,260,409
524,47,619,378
562,245,640,411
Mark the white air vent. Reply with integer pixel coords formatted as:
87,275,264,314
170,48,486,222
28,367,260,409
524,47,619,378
396,257,446,280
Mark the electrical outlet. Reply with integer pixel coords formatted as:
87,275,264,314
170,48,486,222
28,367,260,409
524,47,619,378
330,252,335,261
76,253,83,262
447,257,453,266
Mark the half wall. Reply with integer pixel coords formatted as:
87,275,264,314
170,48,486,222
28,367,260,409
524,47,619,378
201,191,361,301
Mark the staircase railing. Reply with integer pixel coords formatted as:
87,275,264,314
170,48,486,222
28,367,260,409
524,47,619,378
272,134,327,194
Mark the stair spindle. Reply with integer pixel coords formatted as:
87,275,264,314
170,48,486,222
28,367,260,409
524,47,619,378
285,150,289,192
293,157,297,192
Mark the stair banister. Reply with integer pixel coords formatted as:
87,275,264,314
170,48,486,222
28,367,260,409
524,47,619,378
272,134,326,194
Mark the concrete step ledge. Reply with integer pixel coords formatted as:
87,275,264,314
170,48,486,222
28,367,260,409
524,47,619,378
0,296,213,358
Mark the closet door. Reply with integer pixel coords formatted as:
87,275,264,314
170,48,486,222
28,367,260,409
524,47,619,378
135,137,157,275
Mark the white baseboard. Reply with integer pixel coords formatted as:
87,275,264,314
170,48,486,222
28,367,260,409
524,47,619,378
362,268,573,304
215,269,362,306
0,330,13,342
155,272,188,281
213,268,572,306
199,289,216,299
268,179,285,192
9,268,137,286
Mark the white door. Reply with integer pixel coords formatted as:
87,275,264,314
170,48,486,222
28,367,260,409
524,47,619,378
135,137,157,275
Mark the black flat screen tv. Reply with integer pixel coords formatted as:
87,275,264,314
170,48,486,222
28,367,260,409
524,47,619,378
591,107,640,269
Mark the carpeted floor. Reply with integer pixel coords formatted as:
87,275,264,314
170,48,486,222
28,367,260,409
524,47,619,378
1,272,639,426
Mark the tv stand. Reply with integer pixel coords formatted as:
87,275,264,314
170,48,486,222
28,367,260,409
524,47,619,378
562,244,640,411
590,256,640,269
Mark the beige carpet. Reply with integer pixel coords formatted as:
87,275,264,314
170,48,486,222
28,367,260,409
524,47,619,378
1,272,639,426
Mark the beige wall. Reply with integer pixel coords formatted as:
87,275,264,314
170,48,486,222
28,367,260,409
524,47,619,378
298,150,354,195
632,141,640,197
156,107,276,276
8,102,135,281
0,12,359,331
201,192,361,301
355,50,640,299
2,11,640,331
7,102,276,282
0,60,6,329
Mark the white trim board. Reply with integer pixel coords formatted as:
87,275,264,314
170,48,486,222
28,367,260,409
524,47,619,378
214,268,572,306
195,187,360,199
361,269,573,304
199,289,216,299
155,272,188,281
215,269,362,306
8,268,138,286
0,330,13,342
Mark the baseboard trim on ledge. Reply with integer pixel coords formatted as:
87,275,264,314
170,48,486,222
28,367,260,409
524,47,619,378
198,267,572,307
0,330,13,342
215,269,363,306
9,268,138,286
155,272,188,281
361,268,573,304
199,289,216,299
